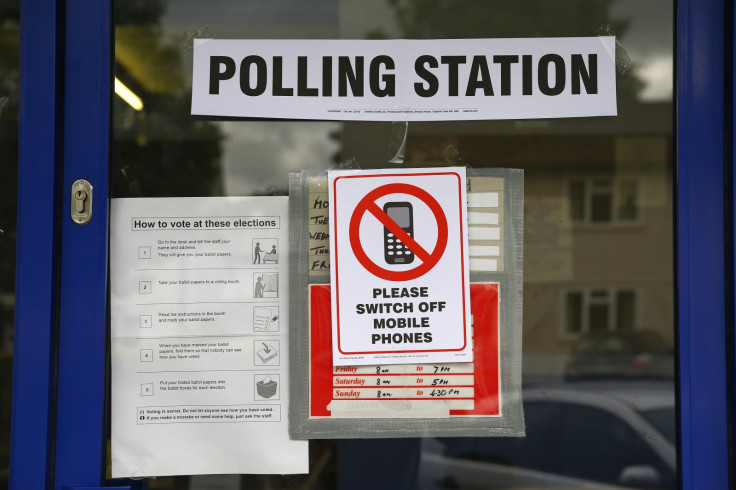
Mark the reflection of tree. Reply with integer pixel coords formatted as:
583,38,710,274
385,0,643,99
0,4,18,302
390,0,623,37
0,3,18,487
113,2,224,197
115,0,166,25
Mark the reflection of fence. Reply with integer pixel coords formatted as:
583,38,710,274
263,252,278,263
263,273,278,293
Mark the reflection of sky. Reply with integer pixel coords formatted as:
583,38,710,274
611,0,673,101
158,0,673,195
164,0,339,35
163,0,673,101
162,1,341,196
337,0,673,101
219,121,339,196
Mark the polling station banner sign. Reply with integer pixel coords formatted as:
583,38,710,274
192,37,617,121
328,168,472,366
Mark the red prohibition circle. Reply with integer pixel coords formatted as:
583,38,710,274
349,183,448,281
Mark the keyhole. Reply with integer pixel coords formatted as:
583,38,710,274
74,189,87,213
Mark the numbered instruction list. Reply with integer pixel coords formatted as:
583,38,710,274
110,197,307,477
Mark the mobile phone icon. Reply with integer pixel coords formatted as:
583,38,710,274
383,201,414,264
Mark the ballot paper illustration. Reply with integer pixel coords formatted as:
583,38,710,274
253,306,279,332
256,341,279,365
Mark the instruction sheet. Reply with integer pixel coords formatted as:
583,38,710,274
110,197,307,477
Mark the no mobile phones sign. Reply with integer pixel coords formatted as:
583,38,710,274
328,167,472,366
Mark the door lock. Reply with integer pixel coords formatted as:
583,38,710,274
71,179,93,225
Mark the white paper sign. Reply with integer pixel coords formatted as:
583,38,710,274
328,168,472,366
192,37,616,121
110,197,307,477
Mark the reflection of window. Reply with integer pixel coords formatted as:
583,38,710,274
590,180,612,222
617,181,638,220
568,179,639,223
565,289,637,334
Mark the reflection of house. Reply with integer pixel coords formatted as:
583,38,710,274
382,101,674,378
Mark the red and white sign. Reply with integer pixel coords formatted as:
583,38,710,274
328,168,472,365
309,284,500,418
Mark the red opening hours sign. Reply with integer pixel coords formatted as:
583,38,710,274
328,167,472,366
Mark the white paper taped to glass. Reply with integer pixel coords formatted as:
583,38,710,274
191,37,617,121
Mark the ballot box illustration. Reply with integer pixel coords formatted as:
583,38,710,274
255,375,279,399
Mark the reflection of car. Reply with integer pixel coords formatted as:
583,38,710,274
419,382,676,489
564,331,674,381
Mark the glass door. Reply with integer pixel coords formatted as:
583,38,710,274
11,0,731,488
110,2,681,488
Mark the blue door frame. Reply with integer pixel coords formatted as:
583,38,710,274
676,0,731,487
9,0,734,488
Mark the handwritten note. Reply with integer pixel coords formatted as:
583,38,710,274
308,177,330,277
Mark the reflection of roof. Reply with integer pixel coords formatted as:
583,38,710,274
526,380,674,412
572,330,672,354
